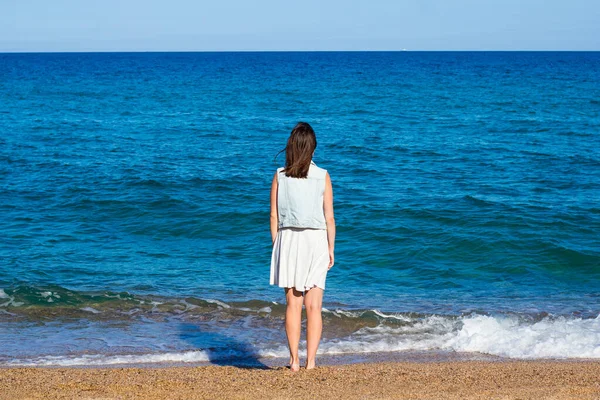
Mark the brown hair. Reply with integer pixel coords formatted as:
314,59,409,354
279,122,317,178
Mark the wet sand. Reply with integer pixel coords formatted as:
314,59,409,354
1,360,599,399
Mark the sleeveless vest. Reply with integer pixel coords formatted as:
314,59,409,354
277,161,327,230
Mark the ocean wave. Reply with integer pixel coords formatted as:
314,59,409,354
0,285,286,321
4,308,599,366
319,313,600,359
2,285,599,363
7,313,600,366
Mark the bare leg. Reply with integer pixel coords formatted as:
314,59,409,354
284,287,303,371
303,287,323,369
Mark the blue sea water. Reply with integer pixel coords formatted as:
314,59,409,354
1,52,599,365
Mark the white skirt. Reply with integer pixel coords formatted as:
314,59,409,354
270,227,329,292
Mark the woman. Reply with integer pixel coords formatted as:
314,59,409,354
270,122,335,372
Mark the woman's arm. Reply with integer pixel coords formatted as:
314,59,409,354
323,172,336,269
270,172,279,244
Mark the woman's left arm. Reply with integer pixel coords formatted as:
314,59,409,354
270,172,278,244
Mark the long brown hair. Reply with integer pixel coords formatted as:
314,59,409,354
278,122,317,178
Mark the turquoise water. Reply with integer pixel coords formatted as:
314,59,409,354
1,52,599,365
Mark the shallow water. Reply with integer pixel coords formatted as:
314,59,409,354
1,52,599,365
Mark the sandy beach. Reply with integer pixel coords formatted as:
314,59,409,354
1,360,599,399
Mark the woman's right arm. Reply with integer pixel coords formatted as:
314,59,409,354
270,172,279,245
323,172,336,269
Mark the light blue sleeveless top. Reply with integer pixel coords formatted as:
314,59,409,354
277,161,327,230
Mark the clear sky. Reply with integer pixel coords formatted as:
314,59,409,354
1,0,599,52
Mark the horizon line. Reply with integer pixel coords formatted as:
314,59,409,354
1,49,599,54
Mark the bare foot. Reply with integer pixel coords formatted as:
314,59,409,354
289,357,300,372
305,361,316,370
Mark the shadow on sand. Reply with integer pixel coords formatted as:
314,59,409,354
178,322,272,369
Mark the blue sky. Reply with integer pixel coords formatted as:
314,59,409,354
1,0,599,52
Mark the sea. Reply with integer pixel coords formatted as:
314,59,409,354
1,51,599,367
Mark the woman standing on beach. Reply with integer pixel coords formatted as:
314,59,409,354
270,122,336,372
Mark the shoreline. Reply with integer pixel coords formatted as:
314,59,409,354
1,359,599,399
2,349,598,369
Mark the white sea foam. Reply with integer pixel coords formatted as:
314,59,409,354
371,309,412,322
0,289,20,307
122,308,141,315
80,307,101,314
8,350,211,367
441,314,600,358
318,313,600,359
325,308,413,322
40,291,60,302
178,300,199,312
205,299,231,309
149,301,163,312
328,309,359,318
